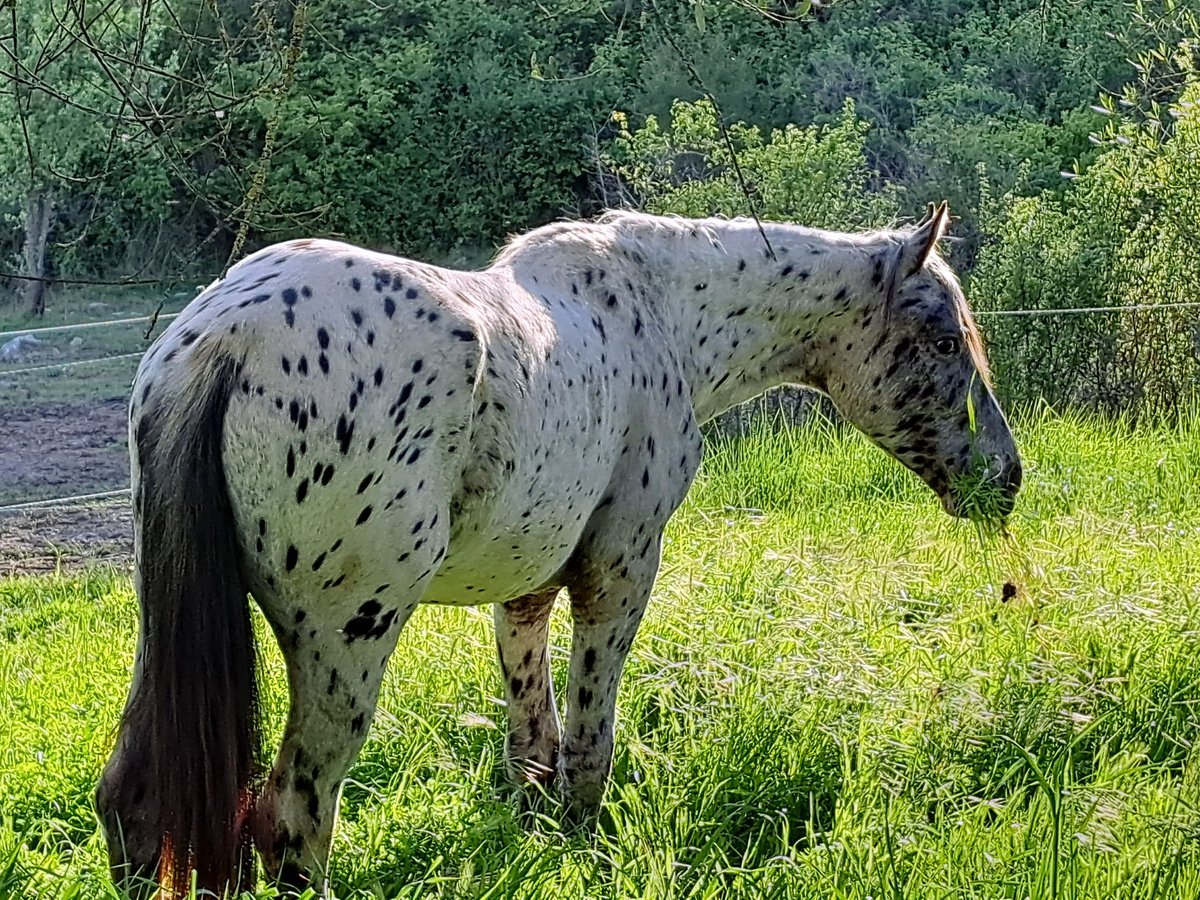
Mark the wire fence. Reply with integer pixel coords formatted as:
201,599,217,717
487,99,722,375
0,352,144,378
977,300,1200,317
0,296,1193,344
0,489,131,515
0,312,180,342
0,303,177,390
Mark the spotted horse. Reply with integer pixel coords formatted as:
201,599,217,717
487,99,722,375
96,203,1021,896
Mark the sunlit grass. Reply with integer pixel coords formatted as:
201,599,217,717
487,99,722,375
4,408,1200,898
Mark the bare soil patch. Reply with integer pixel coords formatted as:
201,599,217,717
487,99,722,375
0,399,132,574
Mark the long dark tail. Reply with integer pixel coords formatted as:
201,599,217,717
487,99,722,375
122,349,260,895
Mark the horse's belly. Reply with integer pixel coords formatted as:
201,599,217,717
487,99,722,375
420,545,563,606
420,315,626,606
422,471,607,605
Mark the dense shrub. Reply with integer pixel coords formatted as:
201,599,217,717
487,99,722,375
1,0,1153,290
5,0,1198,420
972,74,1200,414
0,2,180,285
604,98,897,229
256,0,614,257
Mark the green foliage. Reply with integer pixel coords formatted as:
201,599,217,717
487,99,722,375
7,0,1200,419
972,66,1200,414
0,2,178,280
623,0,1130,257
0,0,1163,285
255,0,614,256
605,98,897,229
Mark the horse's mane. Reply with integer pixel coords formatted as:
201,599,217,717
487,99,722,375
492,211,724,268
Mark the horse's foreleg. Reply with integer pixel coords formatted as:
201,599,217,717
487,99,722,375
253,602,416,895
560,539,660,816
494,588,562,789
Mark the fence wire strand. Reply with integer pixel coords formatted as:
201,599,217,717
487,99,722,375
0,352,143,377
0,312,179,341
976,300,1200,317
0,489,131,515
4,292,1200,512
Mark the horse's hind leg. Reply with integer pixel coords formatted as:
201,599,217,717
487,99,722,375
252,593,420,894
494,589,562,788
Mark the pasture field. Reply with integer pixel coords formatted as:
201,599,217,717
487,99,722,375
3,411,1200,898
0,287,192,410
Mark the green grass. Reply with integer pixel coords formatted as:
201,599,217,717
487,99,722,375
4,409,1200,898
0,286,195,407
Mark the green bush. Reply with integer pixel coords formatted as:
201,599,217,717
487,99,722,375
256,0,613,258
0,1,182,286
604,98,897,230
969,16,1200,420
3,0,1190,346
972,72,1200,414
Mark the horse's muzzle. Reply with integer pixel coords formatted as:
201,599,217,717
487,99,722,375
943,456,1022,521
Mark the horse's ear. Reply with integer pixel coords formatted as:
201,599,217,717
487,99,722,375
878,202,950,315
896,201,950,281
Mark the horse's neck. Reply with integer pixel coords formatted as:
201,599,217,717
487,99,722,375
498,216,884,423
639,221,881,422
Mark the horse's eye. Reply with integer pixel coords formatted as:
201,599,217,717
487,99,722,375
935,337,959,355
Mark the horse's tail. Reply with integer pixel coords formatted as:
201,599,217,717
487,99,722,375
124,340,260,894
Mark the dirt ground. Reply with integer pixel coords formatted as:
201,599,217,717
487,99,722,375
0,399,134,575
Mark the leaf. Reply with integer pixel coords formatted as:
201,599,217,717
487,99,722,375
966,374,978,436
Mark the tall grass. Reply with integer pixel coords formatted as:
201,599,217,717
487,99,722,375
3,409,1200,898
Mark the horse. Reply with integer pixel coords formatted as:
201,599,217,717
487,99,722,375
96,203,1021,897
